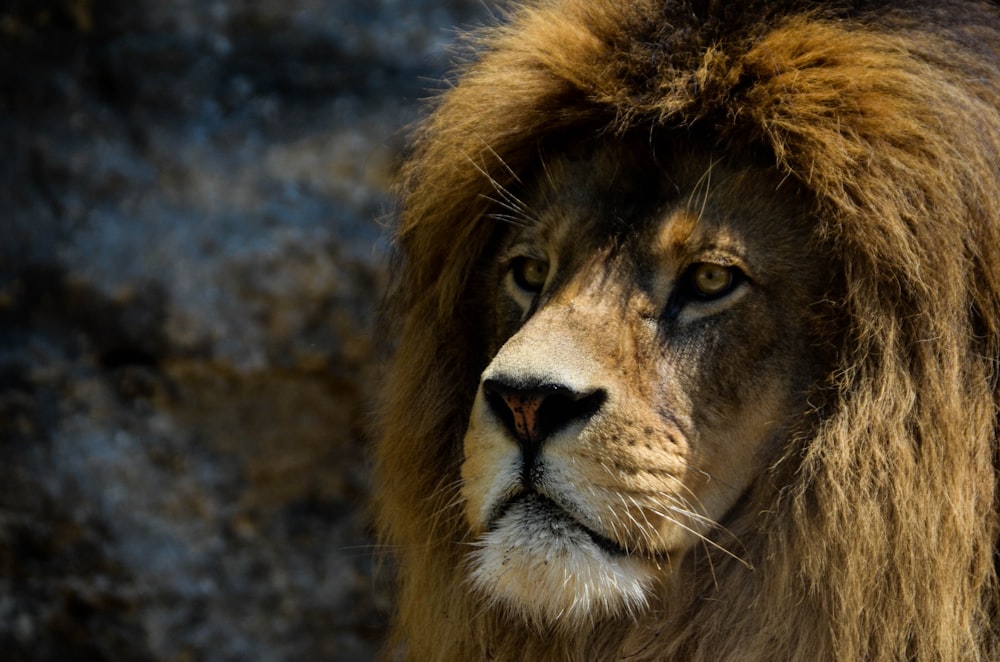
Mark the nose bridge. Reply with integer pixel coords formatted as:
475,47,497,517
486,297,605,388
485,259,643,387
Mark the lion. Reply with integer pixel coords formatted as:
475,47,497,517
374,1,1000,660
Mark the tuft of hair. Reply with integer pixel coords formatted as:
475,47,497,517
374,0,1000,660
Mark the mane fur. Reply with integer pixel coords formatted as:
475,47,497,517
374,1,1000,659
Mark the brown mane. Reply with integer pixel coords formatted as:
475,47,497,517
374,1,1000,659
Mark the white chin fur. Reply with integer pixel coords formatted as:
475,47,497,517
467,498,652,625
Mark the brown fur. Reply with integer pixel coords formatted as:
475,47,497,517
374,1,1000,659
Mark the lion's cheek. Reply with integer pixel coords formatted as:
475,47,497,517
689,371,796,505
460,409,521,535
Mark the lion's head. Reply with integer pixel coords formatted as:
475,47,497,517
459,142,830,624
375,1,1000,660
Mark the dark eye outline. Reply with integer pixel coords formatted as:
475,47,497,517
677,262,746,302
509,256,550,294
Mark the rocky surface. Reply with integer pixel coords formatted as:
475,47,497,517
0,1,491,659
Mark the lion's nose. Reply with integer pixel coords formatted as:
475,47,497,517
482,377,606,452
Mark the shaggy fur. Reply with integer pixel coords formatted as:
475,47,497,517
375,1,1000,660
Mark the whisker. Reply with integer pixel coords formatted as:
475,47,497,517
465,151,536,222
616,492,650,553
484,209,533,229
661,487,748,555
643,499,752,569
481,142,524,187
623,492,661,552
685,156,715,217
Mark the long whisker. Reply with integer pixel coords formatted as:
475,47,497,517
464,150,537,225
617,492,653,553
478,185,532,217
662,488,748,551
484,208,533,229
625,492,665,552
685,156,715,216
481,142,524,187
643,499,753,569
422,471,469,540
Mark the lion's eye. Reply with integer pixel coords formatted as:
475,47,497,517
686,262,743,300
510,257,550,293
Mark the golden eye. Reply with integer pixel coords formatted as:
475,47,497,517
511,257,549,293
691,263,737,298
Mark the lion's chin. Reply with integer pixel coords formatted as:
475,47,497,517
467,494,654,625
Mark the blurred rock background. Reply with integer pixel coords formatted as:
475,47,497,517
0,0,490,659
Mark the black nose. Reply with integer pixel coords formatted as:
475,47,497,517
482,377,606,453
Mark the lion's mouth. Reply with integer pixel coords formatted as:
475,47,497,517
490,492,629,556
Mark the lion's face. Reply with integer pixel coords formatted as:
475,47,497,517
459,143,830,623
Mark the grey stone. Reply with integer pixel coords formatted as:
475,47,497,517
0,0,492,659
